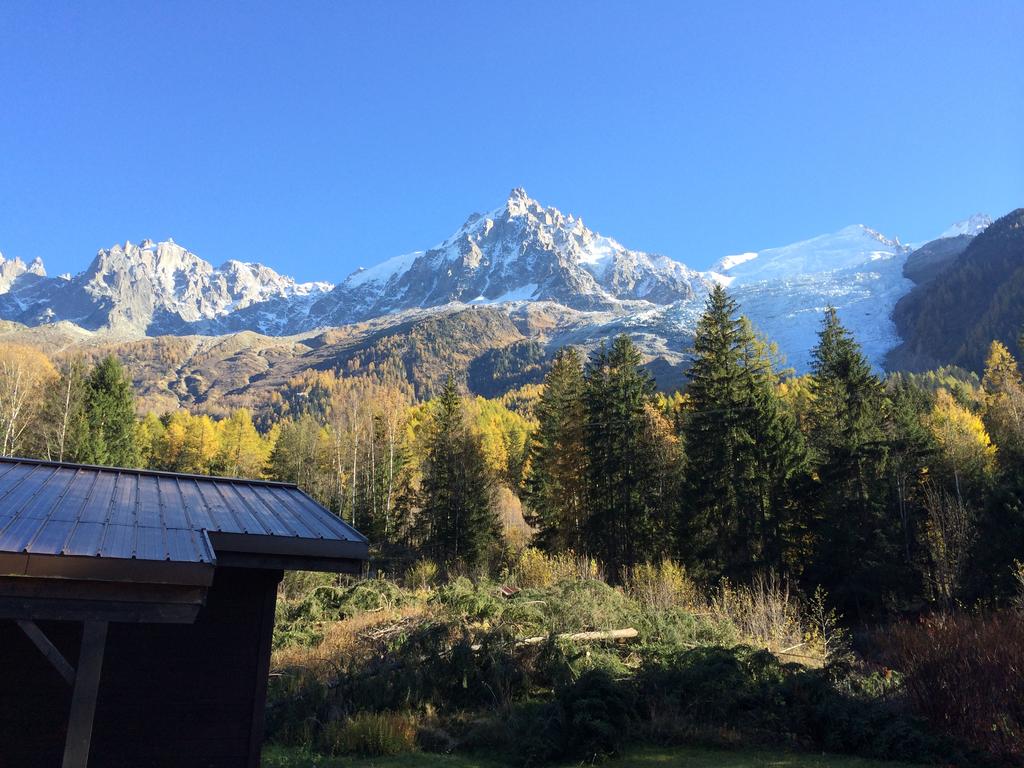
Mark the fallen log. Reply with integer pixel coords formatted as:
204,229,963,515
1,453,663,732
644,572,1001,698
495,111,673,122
471,627,638,651
520,628,639,645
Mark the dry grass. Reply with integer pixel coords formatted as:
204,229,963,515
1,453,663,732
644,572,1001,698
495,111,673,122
321,711,418,757
506,547,603,588
710,573,809,658
622,560,701,612
272,604,428,679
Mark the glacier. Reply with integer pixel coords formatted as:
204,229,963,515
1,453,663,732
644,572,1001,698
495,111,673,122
0,189,993,375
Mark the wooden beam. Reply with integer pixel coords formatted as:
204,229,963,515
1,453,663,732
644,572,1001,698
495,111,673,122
0,576,208,605
62,621,107,768
0,597,202,624
15,619,76,685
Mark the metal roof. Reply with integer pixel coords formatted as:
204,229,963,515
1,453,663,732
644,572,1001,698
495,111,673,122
0,457,368,585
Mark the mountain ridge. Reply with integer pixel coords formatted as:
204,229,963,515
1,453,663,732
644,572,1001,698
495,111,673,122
0,190,1003,393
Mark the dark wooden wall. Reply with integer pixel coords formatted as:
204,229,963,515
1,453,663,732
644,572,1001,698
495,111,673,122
0,567,282,768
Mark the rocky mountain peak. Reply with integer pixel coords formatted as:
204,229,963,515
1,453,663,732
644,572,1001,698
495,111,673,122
939,213,992,240
0,252,47,292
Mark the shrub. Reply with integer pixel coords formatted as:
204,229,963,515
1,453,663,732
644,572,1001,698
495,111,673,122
507,548,601,589
280,570,336,601
500,671,635,766
710,573,811,659
323,711,418,756
530,578,640,636
622,559,700,612
405,559,439,590
275,577,411,648
558,669,635,759
634,645,961,763
887,612,1024,764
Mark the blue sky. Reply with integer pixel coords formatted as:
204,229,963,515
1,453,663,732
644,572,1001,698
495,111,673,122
1,1,1021,282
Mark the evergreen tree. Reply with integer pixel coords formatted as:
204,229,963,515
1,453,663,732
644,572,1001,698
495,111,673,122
268,414,332,502
523,347,587,552
583,335,665,574
806,308,896,614
884,379,935,569
81,356,139,467
681,286,807,581
419,375,498,569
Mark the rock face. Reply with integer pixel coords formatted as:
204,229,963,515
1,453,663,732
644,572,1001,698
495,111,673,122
0,189,1004,379
0,239,332,334
313,188,710,326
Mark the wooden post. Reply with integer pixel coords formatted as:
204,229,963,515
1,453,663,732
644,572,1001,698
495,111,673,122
62,621,108,768
247,571,283,768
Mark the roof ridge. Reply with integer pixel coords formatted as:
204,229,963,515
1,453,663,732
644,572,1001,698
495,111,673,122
0,456,299,489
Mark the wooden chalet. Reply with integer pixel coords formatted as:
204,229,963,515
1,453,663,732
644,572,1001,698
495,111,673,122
0,457,368,768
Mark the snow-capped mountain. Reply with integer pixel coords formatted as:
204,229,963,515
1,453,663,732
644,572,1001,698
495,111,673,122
939,213,992,239
700,225,913,371
0,252,46,293
0,239,332,334
0,190,997,377
311,188,710,326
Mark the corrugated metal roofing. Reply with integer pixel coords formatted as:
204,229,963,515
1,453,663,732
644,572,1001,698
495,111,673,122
0,457,368,582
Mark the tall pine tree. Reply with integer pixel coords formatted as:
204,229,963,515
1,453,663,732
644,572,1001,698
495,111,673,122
806,307,897,615
81,356,139,467
523,347,587,552
419,375,499,569
681,286,807,581
583,335,666,574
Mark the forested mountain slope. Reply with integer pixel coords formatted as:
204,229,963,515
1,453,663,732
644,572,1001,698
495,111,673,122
888,209,1024,372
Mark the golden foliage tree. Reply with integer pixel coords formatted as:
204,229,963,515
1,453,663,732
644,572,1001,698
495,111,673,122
926,389,996,486
982,340,1024,462
215,408,270,478
0,343,57,457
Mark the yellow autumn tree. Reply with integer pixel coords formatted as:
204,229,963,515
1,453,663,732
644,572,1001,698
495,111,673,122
158,411,221,474
215,408,270,479
466,395,535,487
136,412,167,469
926,388,996,483
981,340,1024,460
778,374,815,433
0,343,57,457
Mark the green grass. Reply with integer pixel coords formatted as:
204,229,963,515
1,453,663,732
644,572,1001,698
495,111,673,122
262,744,928,768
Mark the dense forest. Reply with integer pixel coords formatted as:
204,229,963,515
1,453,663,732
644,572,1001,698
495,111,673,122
2,285,1022,765
891,207,1024,372
4,283,1021,612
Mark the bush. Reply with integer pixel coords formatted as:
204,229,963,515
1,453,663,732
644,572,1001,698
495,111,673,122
405,559,439,590
275,577,411,648
267,568,977,766
506,548,601,589
886,612,1024,765
500,671,635,766
635,645,963,764
558,669,635,759
623,560,699,612
322,711,418,756
710,573,807,656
